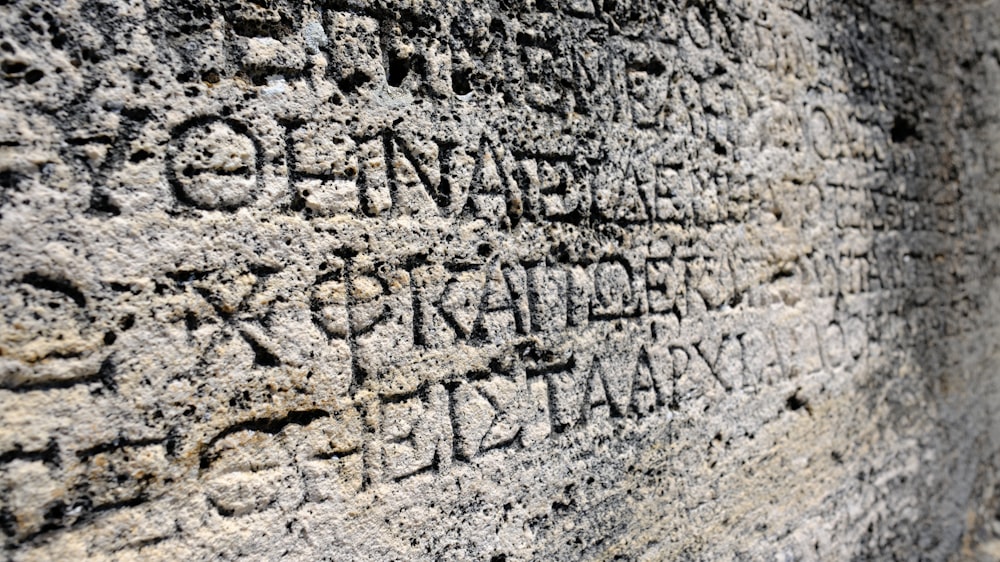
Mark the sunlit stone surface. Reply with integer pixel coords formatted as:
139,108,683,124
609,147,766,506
1,0,999,559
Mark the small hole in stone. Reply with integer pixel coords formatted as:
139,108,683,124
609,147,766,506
129,150,154,163
338,70,370,94
452,69,472,95
387,55,410,87
891,115,918,143
2,60,27,74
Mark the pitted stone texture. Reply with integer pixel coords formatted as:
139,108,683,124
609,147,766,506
1,0,999,560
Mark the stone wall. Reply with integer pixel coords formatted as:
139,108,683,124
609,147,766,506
1,0,999,559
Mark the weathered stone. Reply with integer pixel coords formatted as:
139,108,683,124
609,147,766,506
1,0,999,560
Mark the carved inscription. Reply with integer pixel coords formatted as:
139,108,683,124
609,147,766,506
0,0,996,557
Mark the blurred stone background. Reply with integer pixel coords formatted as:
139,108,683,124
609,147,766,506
1,0,999,559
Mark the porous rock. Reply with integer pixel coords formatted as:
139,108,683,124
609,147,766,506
1,0,1000,560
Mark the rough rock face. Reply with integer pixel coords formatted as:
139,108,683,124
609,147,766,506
1,0,999,559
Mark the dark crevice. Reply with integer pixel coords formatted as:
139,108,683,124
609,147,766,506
200,410,331,469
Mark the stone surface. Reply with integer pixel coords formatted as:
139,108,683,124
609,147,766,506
1,0,1000,560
